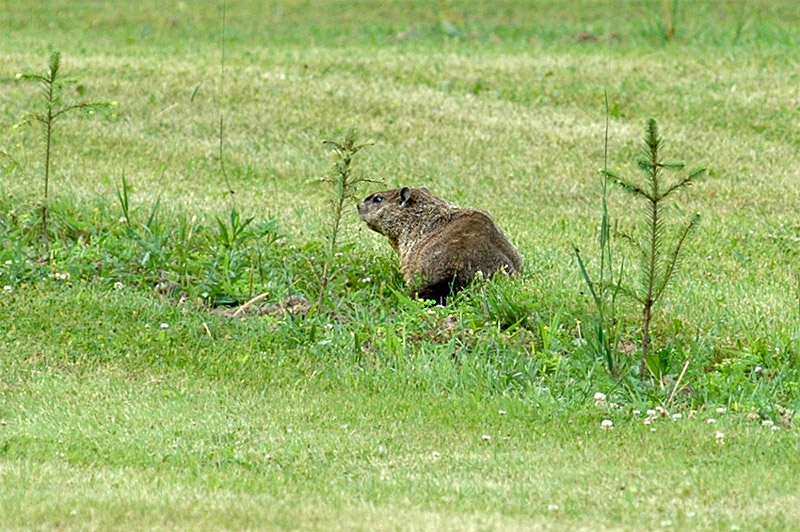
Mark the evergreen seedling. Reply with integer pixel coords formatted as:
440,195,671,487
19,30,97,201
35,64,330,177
17,51,111,256
605,118,705,381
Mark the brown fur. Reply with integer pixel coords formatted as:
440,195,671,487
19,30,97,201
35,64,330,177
357,186,522,303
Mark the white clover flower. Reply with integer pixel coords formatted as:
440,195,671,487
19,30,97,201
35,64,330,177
2,285,11,292
754,366,762,373
547,504,559,511
672,413,682,421
4,260,11,265
593,392,607,407
643,418,652,425
431,451,441,458
119,217,127,224
324,323,334,330
360,277,371,283
498,410,506,415
707,418,716,424
716,407,726,414
715,432,725,443
160,323,169,329
632,409,641,415
114,281,124,290
762,419,774,427
481,434,491,441
647,409,657,416
771,425,780,431
601,419,613,430
145,323,151,328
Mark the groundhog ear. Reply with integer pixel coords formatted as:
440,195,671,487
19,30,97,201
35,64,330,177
399,187,412,206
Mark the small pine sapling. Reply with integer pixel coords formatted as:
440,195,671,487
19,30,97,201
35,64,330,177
16,51,112,256
605,118,705,381
316,128,375,311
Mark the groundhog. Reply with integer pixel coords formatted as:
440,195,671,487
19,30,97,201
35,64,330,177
357,186,522,303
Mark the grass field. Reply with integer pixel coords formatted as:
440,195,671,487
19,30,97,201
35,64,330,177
2,1,800,530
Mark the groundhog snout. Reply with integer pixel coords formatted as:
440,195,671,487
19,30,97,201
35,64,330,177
356,199,369,218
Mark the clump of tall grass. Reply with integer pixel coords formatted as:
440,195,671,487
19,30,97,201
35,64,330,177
115,174,279,305
652,0,681,43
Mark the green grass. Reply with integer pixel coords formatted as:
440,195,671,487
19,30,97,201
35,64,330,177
3,296,799,531
2,1,800,529
3,289,800,531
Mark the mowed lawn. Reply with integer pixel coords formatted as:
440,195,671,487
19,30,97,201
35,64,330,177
2,1,800,530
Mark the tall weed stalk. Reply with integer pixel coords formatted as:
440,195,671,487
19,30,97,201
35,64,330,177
217,0,235,203
575,92,623,377
316,128,374,311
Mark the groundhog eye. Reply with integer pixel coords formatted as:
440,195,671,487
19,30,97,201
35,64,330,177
373,196,383,203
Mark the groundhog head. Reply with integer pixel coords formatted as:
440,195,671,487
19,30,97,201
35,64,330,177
357,186,432,238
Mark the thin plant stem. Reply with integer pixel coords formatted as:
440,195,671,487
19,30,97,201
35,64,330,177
42,103,52,253
218,0,235,205
666,358,690,406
